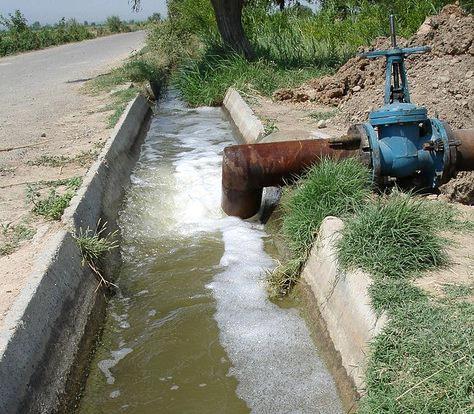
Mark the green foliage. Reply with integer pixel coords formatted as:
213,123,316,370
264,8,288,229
308,110,338,121
122,59,162,83
0,11,95,56
360,298,473,414
338,193,448,289
74,224,118,266
105,16,130,33
73,221,119,289
0,222,36,256
443,283,474,299
172,51,326,106
263,118,279,135
267,158,370,296
87,53,167,128
27,176,82,220
27,150,100,167
335,192,474,412
282,157,370,256
160,0,472,106
27,155,70,167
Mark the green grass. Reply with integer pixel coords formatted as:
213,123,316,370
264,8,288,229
26,176,82,220
159,0,473,107
308,110,338,122
173,50,327,107
267,157,371,296
87,56,167,127
360,298,473,413
0,222,36,256
106,88,141,128
263,118,279,136
443,283,474,299
74,224,118,265
73,221,119,289
27,155,70,167
337,193,448,301
27,150,100,167
335,192,474,413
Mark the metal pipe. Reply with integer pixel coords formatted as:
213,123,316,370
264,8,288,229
221,128,474,219
221,139,359,218
389,14,397,48
452,128,474,171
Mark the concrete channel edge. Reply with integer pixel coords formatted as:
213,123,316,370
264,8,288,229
223,87,265,144
222,87,386,396
0,94,151,413
301,217,387,393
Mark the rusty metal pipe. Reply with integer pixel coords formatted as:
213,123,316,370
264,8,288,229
222,128,474,219
222,139,359,218
452,128,474,171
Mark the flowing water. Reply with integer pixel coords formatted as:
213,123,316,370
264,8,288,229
78,92,342,414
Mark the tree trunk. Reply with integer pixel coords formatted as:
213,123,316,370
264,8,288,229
210,0,254,59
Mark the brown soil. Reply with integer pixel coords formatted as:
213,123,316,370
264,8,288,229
0,90,115,325
274,4,473,128
272,4,473,204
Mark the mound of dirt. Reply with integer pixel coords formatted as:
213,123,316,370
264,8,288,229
439,171,474,204
274,3,473,204
275,4,473,128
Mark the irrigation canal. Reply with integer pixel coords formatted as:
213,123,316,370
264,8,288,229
77,92,343,413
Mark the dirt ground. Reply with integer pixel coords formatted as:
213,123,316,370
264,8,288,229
0,33,144,326
0,92,112,325
248,4,473,300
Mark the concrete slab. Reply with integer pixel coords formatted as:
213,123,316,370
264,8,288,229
301,217,387,392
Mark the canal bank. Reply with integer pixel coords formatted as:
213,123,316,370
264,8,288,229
0,95,151,414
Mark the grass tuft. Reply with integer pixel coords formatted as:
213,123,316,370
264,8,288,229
74,224,118,265
172,50,327,107
26,150,99,167
0,222,36,256
336,191,474,412
267,157,370,297
308,110,338,122
281,157,371,256
337,192,449,287
73,221,119,290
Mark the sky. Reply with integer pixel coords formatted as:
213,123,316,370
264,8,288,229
0,0,168,25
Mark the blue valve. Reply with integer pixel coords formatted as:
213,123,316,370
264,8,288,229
356,15,455,188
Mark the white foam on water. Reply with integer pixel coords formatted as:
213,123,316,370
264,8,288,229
98,348,133,385
208,218,342,413
109,390,121,399
123,94,342,413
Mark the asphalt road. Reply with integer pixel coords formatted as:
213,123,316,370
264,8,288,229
0,31,146,149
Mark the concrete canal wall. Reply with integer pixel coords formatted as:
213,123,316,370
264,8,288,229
0,95,151,413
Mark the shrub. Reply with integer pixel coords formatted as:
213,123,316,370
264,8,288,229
0,11,95,56
106,16,130,33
